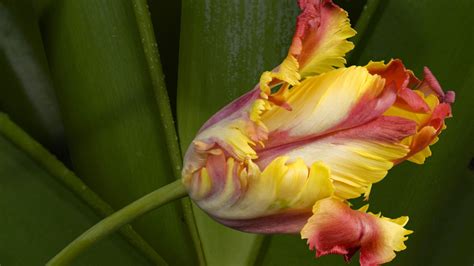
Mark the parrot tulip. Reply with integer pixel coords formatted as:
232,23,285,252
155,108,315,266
182,0,454,265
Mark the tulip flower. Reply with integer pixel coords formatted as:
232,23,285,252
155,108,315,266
181,0,454,265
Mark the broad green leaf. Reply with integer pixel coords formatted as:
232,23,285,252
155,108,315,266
40,0,197,264
0,0,64,152
0,114,150,265
259,1,474,265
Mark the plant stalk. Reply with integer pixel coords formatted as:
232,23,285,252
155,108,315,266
47,180,187,266
131,0,206,265
347,0,383,64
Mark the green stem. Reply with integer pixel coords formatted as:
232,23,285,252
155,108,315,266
352,0,382,46
132,0,181,176
0,113,166,265
251,236,271,266
348,0,382,64
131,1,206,265
47,180,187,266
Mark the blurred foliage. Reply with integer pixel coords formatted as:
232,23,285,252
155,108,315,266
0,0,64,154
39,0,197,264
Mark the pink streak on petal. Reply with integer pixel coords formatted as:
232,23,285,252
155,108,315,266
421,67,456,104
214,210,312,234
338,82,398,130
195,150,244,206
423,67,445,97
205,152,227,196
367,59,409,89
429,103,452,130
332,116,417,143
257,116,416,168
444,90,455,104
263,80,398,150
396,87,431,113
303,199,397,266
395,103,452,164
290,0,340,67
199,87,261,132
228,161,244,207
367,59,430,113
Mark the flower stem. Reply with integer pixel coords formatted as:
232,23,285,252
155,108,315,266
131,1,206,264
47,180,187,266
348,0,383,64
352,0,382,47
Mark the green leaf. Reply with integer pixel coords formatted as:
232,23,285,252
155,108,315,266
131,0,205,263
0,0,64,152
0,114,151,265
40,0,198,264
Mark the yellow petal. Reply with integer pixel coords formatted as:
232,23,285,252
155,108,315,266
197,156,333,220
259,55,301,97
290,0,356,78
275,139,409,200
262,66,386,146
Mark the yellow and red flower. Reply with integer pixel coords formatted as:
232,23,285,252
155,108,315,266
182,0,454,265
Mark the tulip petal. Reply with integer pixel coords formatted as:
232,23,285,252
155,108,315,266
290,0,356,77
259,55,301,98
215,210,312,234
182,87,272,182
257,115,415,200
404,103,451,164
262,66,391,150
301,198,412,266
195,157,334,222
372,60,455,164
366,59,431,113
257,0,356,109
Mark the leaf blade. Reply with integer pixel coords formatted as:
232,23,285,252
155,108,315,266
0,114,153,265
131,0,205,263
41,0,198,264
